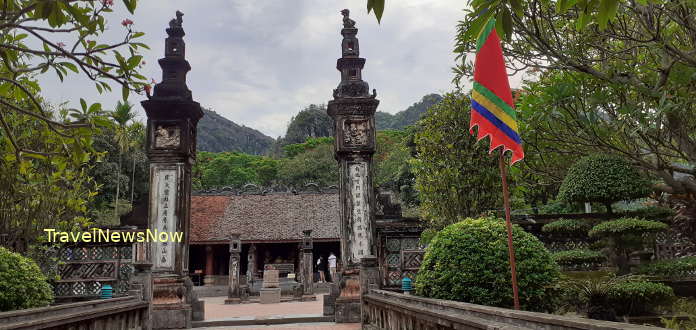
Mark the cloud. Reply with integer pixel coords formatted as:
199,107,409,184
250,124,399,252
37,0,467,137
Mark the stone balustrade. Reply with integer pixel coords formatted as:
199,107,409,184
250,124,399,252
0,296,148,329
362,289,662,330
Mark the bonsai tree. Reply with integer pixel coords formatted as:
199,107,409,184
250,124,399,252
589,218,667,274
557,155,651,214
0,247,54,311
416,217,560,311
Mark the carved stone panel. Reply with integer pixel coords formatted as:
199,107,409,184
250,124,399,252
347,162,371,263
343,120,368,146
154,124,181,149
151,166,179,271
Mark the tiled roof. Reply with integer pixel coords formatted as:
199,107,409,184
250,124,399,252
190,193,340,242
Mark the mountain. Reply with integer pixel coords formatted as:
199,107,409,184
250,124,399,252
197,109,275,155
376,93,443,130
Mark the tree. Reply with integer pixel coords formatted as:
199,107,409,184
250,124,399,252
277,142,338,188
110,100,135,220
558,154,652,214
282,104,333,145
589,217,667,274
411,92,501,229
194,152,280,189
0,247,54,311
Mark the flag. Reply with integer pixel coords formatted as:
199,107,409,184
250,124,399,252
469,19,524,164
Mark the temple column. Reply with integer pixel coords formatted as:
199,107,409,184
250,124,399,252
327,9,380,323
302,230,316,301
204,245,215,286
141,10,204,329
225,234,242,304
248,244,257,280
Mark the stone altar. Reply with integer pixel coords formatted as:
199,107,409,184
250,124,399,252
260,269,281,304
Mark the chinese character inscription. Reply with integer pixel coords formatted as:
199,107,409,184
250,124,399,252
348,162,370,262
154,168,177,269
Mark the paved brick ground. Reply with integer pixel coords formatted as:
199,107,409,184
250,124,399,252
195,323,360,330
198,294,359,329
203,294,326,320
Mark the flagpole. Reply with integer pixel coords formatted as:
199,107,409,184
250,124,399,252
499,149,520,310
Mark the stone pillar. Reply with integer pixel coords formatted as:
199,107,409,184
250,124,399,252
248,243,257,280
301,230,316,301
141,10,204,330
225,234,242,304
203,245,215,286
327,9,379,323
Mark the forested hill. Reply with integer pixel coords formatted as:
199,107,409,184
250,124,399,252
375,93,443,130
197,109,275,155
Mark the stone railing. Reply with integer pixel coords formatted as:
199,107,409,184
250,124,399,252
0,296,148,329
362,289,662,330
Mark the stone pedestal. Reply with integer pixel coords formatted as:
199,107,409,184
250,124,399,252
262,269,280,288
151,276,191,329
260,288,281,304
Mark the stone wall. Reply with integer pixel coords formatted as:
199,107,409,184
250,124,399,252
0,296,148,329
362,289,662,330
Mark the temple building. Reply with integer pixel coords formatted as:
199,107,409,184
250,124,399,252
185,186,424,289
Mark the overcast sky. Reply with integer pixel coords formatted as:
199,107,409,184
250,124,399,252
40,0,472,138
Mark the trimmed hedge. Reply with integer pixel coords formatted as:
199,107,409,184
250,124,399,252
608,280,674,316
557,155,651,210
542,219,591,236
588,218,668,238
552,249,605,267
415,217,560,311
0,247,54,311
636,257,696,278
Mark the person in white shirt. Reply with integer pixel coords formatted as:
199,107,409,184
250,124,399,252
328,252,337,283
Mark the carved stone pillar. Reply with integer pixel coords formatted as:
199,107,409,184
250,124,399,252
141,10,203,330
359,255,379,325
327,9,379,323
225,234,242,304
301,230,316,301
248,243,257,281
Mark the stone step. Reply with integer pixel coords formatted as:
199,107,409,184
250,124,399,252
191,314,334,328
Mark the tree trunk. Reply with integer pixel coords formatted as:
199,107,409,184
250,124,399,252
115,150,122,223
130,155,136,205
604,202,613,215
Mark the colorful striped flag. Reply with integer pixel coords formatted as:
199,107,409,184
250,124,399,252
469,19,524,165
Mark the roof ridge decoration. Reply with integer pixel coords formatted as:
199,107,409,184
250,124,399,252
193,183,339,196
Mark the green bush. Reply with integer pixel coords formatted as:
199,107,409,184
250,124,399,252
628,206,675,222
589,218,667,274
542,219,591,236
608,280,674,316
0,247,54,311
558,155,651,214
589,218,668,238
637,257,696,278
415,217,560,311
552,249,605,268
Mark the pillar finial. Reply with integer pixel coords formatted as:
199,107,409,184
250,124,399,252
152,10,192,100
332,9,376,99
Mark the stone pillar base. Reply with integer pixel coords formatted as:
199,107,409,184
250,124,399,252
224,297,242,304
301,294,317,301
260,287,281,304
152,304,192,329
334,297,361,323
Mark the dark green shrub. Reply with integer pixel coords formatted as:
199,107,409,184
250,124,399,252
608,280,674,316
636,257,696,278
0,247,54,311
558,155,651,214
628,206,675,222
415,217,560,311
552,249,605,269
542,219,591,236
589,218,667,274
